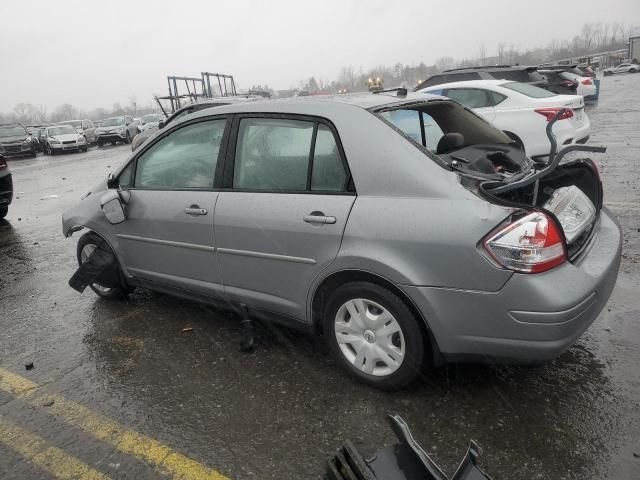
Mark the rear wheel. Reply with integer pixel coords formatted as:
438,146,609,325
97,139,104,147
323,281,426,389
630,68,637,73
77,232,129,300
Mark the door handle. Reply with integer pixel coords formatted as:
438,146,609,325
303,213,336,225
184,205,208,216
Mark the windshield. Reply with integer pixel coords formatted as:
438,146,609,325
101,117,124,127
500,81,556,98
0,125,27,137
61,120,82,128
48,125,76,136
141,114,163,123
379,100,511,153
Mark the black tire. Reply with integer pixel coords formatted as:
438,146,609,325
111,141,116,146
630,68,637,73
50,147,56,156
322,281,426,389
76,232,129,300
125,132,131,144
0,205,7,219
81,147,88,152
97,140,104,147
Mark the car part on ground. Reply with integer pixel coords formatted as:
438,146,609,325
0,154,12,219
62,93,621,389
324,415,492,480
0,123,37,158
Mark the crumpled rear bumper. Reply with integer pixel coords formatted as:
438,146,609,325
402,207,622,363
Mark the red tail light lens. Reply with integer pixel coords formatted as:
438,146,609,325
534,108,574,122
581,78,592,85
482,212,566,273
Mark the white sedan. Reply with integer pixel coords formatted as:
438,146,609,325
603,63,640,76
418,80,590,159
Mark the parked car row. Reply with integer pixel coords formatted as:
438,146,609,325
603,61,640,75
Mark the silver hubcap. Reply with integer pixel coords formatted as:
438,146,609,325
80,244,112,294
334,298,405,377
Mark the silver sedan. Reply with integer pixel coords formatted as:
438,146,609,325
62,93,621,389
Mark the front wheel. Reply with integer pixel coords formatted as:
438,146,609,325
630,68,637,73
323,281,426,389
77,232,129,300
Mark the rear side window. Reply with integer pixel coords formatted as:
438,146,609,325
501,82,555,98
134,119,226,189
489,91,507,105
445,88,492,108
233,118,347,192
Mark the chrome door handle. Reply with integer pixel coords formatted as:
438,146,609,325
184,206,208,216
303,214,336,225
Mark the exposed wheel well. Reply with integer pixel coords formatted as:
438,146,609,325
311,269,443,365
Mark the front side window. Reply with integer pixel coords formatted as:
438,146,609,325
134,119,226,189
445,88,492,108
233,118,347,192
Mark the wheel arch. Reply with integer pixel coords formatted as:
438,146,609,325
309,269,444,365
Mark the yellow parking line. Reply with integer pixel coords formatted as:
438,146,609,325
0,415,110,480
0,368,230,480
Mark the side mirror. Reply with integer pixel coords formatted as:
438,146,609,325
107,172,116,189
100,190,126,224
158,120,165,129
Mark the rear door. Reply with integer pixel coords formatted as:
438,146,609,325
213,115,355,321
114,117,228,297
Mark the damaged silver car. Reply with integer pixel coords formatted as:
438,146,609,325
62,91,622,389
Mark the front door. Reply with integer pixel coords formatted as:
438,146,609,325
115,118,228,297
214,116,355,321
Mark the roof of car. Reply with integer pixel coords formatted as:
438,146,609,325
418,79,509,91
186,92,450,122
442,65,537,73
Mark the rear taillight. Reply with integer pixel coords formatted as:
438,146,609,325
482,212,566,274
561,80,577,88
534,108,574,122
581,78,592,85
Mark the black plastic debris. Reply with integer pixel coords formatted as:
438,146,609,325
25,362,34,371
324,415,493,480
68,238,121,293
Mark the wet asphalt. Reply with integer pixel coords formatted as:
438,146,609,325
1,74,639,480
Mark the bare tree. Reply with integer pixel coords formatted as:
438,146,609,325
581,23,595,51
478,44,486,65
435,56,454,71
51,104,79,122
497,42,507,64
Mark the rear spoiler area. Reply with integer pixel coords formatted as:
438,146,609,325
324,415,493,480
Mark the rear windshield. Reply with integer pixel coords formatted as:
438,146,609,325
378,101,511,154
501,82,555,98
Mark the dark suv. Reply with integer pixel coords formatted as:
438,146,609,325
0,123,37,158
414,65,547,91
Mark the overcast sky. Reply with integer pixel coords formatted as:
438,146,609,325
1,0,638,112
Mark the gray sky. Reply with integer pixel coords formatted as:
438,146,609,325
1,0,638,112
